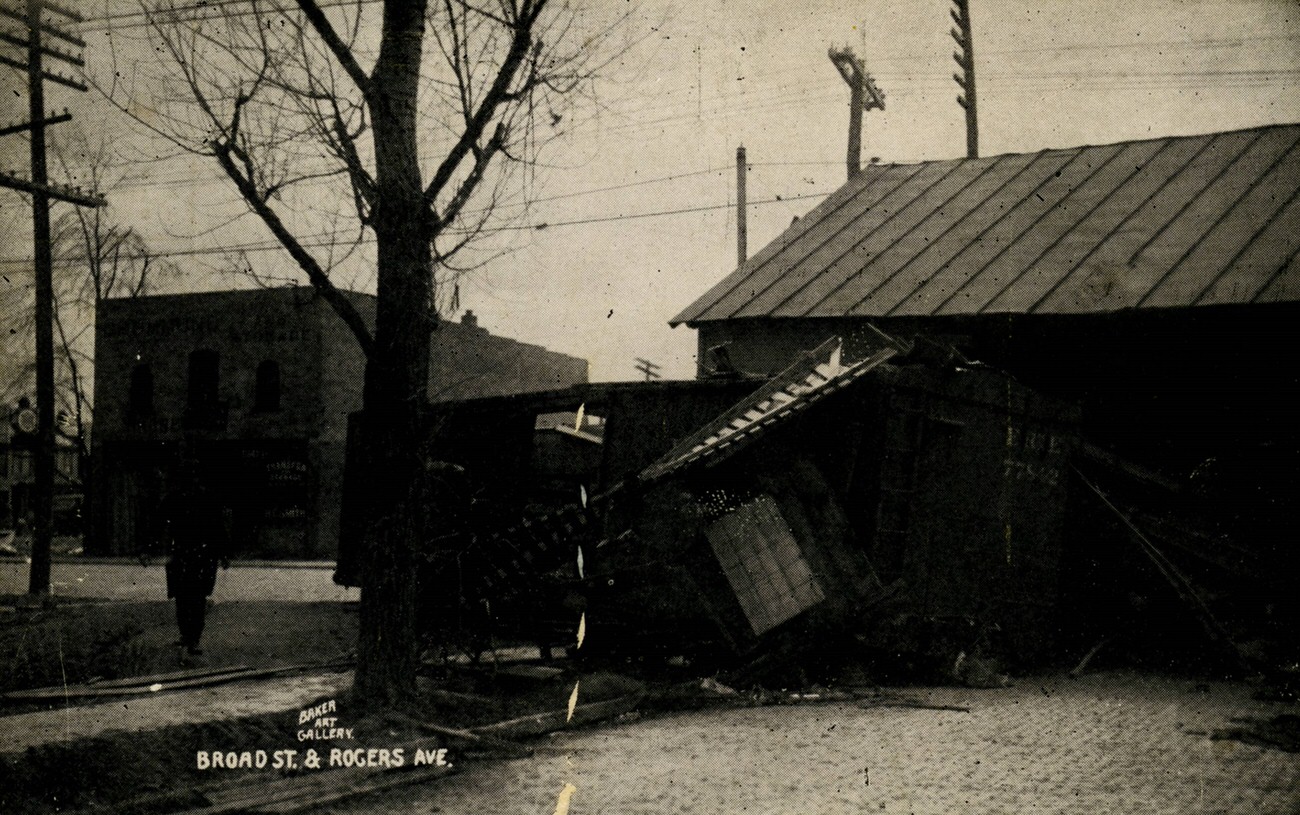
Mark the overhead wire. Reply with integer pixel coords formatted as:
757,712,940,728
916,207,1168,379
0,187,831,267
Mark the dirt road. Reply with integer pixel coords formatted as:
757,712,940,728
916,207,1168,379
316,671,1299,815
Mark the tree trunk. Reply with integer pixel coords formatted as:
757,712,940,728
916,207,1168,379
352,0,435,709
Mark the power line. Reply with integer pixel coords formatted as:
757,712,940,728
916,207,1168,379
0,188,832,267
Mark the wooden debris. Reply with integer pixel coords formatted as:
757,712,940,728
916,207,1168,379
417,720,534,757
1069,638,1110,678
471,693,644,741
84,664,252,689
1,662,348,702
425,687,495,706
856,699,972,713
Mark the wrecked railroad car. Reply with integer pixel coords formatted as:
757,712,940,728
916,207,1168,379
336,338,1080,668
334,377,759,652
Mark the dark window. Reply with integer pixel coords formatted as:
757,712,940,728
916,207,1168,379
254,360,281,412
128,364,154,418
187,349,219,411
184,349,226,430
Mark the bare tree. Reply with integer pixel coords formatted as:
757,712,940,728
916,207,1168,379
107,0,642,706
4,128,173,457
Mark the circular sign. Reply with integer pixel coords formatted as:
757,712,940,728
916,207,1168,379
14,408,37,434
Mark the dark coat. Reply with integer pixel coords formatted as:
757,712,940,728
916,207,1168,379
161,488,230,599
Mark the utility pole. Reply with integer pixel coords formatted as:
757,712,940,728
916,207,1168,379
950,0,979,158
0,0,103,595
736,145,747,268
828,47,885,180
634,358,662,382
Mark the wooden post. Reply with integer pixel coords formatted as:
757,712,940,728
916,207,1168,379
736,145,747,266
27,0,53,595
828,47,886,180
951,0,979,158
0,0,98,594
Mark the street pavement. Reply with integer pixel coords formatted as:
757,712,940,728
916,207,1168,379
0,558,357,603
318,672,1300,815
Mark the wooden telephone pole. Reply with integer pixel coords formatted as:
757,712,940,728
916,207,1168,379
0,0,103,595
950,0,979,158
828,47,885,180
634,358,662,382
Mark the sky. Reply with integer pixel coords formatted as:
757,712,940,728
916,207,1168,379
1,0,1298,386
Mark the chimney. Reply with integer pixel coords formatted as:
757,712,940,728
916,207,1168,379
461,310,480,330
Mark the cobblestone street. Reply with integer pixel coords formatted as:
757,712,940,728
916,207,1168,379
318,671,1299,815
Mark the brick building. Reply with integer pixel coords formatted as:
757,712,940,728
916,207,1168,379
91,286,587,558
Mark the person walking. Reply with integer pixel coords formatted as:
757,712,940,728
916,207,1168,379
159,467,231,656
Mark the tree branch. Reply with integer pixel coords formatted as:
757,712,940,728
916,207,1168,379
422,0,547,207
211,138,376,356
296,0,374,100
437,122,506,229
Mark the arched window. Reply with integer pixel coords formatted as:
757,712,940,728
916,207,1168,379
187,349,219,411
128,363,154,417
254,360,281,412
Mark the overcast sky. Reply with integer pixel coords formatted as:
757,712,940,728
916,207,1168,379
2,0,1298,383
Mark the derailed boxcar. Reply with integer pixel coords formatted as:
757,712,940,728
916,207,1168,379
588,340,1079,671
337,338,1079,670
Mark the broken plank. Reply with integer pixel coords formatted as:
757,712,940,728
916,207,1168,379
471,694,644,741
2,663,343,702
86,664,253,689
1069,637,1111,678
417,721,534,756
856,699,971,713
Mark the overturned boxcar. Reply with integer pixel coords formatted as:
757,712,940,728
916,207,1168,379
337,338,1079,669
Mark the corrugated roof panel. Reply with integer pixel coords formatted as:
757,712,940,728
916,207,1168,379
765,160,984,318
1142,139,1300,309
1132,127,1300,309
1197,191,1300,306
735,162,953,319
977,139,1173,314
884,149,1080,317
821,152,1040,316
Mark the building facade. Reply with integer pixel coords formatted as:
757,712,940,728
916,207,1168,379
92,287,587,559
1,400,82,537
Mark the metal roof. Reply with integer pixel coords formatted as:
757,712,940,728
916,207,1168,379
672,124,1300,324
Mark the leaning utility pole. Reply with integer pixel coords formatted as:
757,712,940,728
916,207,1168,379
950,0,979,158
634,358,662,382
0,0,103,595
828,47,886,180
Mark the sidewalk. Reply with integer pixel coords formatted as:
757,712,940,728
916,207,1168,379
0,560,358,603
0,668,353,754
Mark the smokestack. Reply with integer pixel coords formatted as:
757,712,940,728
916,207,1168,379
736,145,748,267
